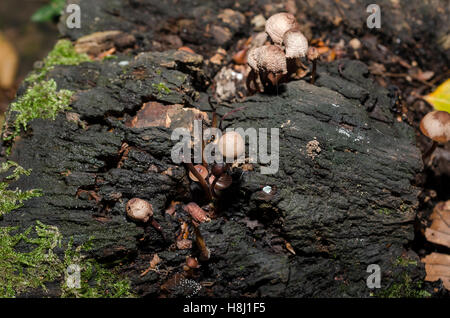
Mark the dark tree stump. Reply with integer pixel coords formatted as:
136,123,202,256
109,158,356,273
1,0,436,298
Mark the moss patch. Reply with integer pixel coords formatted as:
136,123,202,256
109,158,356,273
378,274,431,298
2,40,90,151
0,161,42,217
4,80,73,145
26,39,90,83
0,160,133,298
394,256,418,267
152,82,171,95
0,222,134,298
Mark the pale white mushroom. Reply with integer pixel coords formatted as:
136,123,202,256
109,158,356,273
420,110,450,143
218,131,245,161
248,45,287,74
126,198,153,223
265,12,299,45
283,28,309,58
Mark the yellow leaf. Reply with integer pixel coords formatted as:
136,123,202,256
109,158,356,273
424,79,450,113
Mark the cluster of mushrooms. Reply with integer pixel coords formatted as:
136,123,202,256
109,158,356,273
419,110,450,162
246,12,319,93
185,130,245,205
125,129,245,264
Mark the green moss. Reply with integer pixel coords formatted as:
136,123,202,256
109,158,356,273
26,40,90,83
378,274,431,298
0,221,63,297
2,40,89,146
394,256,418,267
0,223,134,298
61,238,135,298
0,161,133,298
4,80,73,146
377,208,393,215
152,82,171,95
0,161,42,217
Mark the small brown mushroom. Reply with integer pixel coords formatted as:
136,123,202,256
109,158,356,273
213,173,232,191
211,163,227,177
126,198,153,223
186,256,200,269
265,12,299,45
420,110,450,161
188,164,209,182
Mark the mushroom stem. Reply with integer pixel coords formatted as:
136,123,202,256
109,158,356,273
150,218,166,240
218,106,247,131
307,47,319,85
246,68,261,94
311,59,317,84
211,175,219,197
422,140,437,163
185,162,213,202
194,225,211,262
201,138,208,168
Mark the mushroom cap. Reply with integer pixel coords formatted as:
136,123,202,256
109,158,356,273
211,162,227,177
214,173,232,191
283,28,308,58
247,45,287,74
218,131,245,160
126,198,153,222
247,47,260,70
259,45,287,74
265,12,299,45
186,256,200,269
188,164,209,182
176,239,193,250
420,110,450,143
307,46,319,61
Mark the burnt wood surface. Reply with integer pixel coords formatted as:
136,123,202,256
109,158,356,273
2,0,443,297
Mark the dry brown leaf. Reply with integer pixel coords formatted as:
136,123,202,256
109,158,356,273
165,200,180,216
0,33,18,89
75,30,135,57
178,46,196,54
423,201,450,290
285,242,296,255
141,253,162,277
424,200,450,248
126,102,209,132
423,259,450,290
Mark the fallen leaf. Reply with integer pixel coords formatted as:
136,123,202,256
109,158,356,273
126,102,209,132
285,242,296,255
423,200,450,290
75,30,135,57
422,253,450,290
424,79,450,113
416,70,435,82
0,33,18,89
178,46,196,54
425,200,450,248
141,253,162,277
